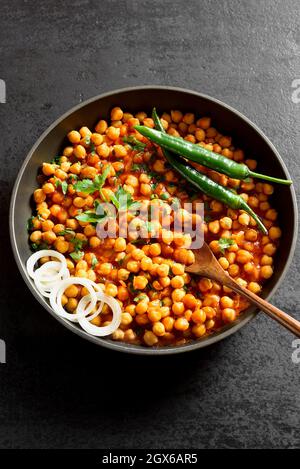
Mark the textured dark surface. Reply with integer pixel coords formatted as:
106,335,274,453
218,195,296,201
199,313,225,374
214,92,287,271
0,0,299,450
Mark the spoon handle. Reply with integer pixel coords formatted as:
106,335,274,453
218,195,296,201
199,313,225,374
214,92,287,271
227,279,300,337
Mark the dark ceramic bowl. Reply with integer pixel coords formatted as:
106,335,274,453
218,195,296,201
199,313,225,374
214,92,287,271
9,86,298,355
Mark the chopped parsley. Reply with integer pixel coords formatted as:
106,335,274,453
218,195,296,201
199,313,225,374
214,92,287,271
74,166,111,195
123,136,147,152
110,186,141,212
70,251,84,262
218,237,235,254
54,178,68,195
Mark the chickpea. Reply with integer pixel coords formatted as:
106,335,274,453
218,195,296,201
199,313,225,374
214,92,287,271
162,316,175,331
156,264,170,277
170,110,183,123
121,312,133,326
183,294,197,309
195,128,205,141
114,237,126,252
135,301,148,315
218,257,229,270
263,243,276,256
222,308,236,322
191,309,206,324
261,255,273,266
174,317,189,331
238,213,250,226
144,331,158,346
260,265,273,279
96,143,110,158
171,289,185,302
269,226,281,240
195,117,210,129
198,278,213,292
42,231,56,244
42,163,56,176
65,285,79,298
153,322,165,337
220,296,234,308
112,329,125,341
34,189,46,203
208,220,220,234
140,183,152,196
171,263,184,275
236,250,253,264
89,236,101,248
263,183,274,195
192,324,206,337
133,276,148,290
95,120,108,134
172,302,185,315
40,220,53,232
105,283,118,297
111,107,123,121
248,282,261,294
130,249,144,261
30,230,42,243
148,309,162,322
228,264,239,276
178,113,193,127
106,126,120,141
149,243,161,257
127,261,140,273
220,217,232,230
68,130,81,144
98,263,112,276
140,256,152,271
65,298,78,312
73,145,86,159
53,238,69,253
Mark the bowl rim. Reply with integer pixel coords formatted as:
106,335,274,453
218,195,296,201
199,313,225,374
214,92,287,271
9,85,298,355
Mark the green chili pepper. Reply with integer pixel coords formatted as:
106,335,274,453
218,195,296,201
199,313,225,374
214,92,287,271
135,124,292,186
151,108,268,234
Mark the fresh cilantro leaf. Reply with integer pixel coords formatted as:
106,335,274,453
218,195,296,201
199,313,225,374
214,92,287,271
74,166,111,194
68,174,78,182
160,192,170,200
50,156,62,164
76,210,108,225
218,237,235,254
110,186,141,212
123,136,146,151
30,242,49,251
54,178,68,195
70,251,84,261
27,216,34,231
91,256,99,270
57,228,75,236
133,293,148,303
84,135,91,146
72,237,87,251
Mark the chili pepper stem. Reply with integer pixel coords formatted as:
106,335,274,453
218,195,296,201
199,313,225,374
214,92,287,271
248,171,292,185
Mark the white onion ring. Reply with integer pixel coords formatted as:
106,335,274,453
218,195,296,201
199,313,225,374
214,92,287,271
49,277,98,322
77,295,104,322
34,270,70,298
26,250,68,279
78,291,121,336
34,261,68,282
27,253,121,337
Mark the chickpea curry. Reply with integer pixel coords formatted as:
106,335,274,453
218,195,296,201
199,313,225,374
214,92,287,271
27,106,282,347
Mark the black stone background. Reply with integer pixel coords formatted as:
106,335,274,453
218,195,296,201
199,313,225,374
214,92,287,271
0,0,299,449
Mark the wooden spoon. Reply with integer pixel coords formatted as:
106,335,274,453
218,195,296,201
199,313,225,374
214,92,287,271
185,242,300,337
